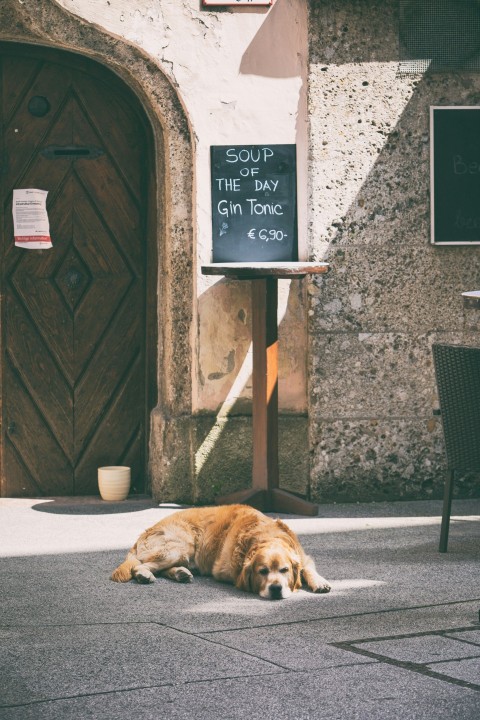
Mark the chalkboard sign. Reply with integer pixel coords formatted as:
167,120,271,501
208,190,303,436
210,144,297,262
430,107,480,245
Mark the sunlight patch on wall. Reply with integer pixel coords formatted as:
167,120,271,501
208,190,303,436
309,61,421,248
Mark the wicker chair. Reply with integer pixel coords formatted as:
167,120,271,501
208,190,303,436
432,343,480,552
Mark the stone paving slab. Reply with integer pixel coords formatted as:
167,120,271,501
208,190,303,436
352,634,480,665
201,634,375,672
431,658,480,686
447,629,480,645
198,601,480,666
0,660,479,720
334,627,480,695
0,622,279,707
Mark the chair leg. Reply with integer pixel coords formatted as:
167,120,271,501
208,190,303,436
439,468,454,553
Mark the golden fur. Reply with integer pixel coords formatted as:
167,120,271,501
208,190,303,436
111,504,330,600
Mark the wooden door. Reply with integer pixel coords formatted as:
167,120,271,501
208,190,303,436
0,47,153,496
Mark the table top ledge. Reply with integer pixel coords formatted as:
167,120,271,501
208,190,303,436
201,262,329,279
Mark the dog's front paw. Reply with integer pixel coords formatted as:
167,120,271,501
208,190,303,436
313,581,331,594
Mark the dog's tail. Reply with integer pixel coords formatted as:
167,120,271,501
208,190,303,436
111,552,139,582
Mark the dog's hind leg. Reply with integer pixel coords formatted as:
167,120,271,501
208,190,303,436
111,551,142,582
132,561,159,584
132,560,193,584
133,536,195,584
112,524,195,585
158,566,193,583
111,550,165,584
111,549,180,585
110,551,172,584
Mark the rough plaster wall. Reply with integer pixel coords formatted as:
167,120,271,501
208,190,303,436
308,0,480,502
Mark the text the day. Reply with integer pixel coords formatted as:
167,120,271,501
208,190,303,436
210,144,297,262
215,178,280,192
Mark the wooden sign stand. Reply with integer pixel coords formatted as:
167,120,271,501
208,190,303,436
201,262,329,516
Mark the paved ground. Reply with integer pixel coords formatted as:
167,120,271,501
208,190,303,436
0,495,479,719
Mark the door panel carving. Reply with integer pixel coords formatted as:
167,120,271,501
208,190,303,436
1,49,150,496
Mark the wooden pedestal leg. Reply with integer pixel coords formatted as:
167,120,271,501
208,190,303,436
216,276,318,516
252,277,279,492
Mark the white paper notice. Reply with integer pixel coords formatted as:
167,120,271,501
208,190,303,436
13,189,52,249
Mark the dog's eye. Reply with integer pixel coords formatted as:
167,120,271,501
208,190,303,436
279,567,289,573
259,567,269,576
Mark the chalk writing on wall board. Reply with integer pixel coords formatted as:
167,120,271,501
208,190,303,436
210,144,297,262
430,106,480,245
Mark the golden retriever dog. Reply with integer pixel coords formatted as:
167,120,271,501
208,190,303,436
111,504,331,600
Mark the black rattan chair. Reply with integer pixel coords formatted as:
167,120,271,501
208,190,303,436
432,343,480,552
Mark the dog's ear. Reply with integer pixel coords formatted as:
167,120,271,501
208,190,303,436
290,552,303,591
236,549,256,592
275,518,300,546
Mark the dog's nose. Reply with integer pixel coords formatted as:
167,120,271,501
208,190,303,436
269,583,283,600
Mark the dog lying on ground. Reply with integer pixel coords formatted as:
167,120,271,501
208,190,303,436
111,504,331,600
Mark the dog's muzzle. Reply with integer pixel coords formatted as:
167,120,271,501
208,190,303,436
268,583,284,600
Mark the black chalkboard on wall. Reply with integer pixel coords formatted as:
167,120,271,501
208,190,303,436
431,107,480,245
210,144,297,262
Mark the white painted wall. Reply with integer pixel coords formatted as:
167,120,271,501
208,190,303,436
56,0,309,412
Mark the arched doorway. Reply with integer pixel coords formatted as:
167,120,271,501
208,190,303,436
0,44,157,496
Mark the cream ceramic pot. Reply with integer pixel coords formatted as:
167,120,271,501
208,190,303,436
98,466,131,501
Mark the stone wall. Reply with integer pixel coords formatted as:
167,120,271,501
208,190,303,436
307,0,480,501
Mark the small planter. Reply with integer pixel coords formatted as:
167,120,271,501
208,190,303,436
98,466,131,501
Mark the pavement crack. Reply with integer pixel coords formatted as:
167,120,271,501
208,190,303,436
328,625,480,646
329,626,480,692
0,682,175,710
149,621,293,670
197,598,480,635
181,669,290,687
